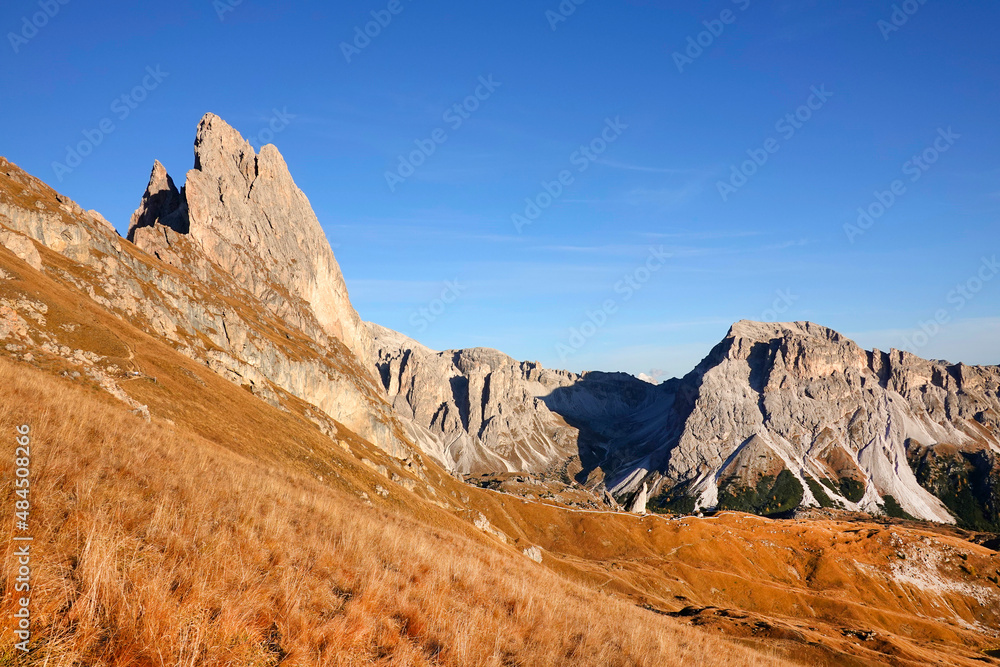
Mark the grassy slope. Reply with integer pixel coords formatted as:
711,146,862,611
0,357,793,666
0,244,790,665
0,229,998,665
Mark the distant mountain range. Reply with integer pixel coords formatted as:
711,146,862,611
2,114,998,531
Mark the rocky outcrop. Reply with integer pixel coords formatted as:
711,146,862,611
371,317,1000,525
369,323,582,473
129,114,372,369
0,129,409,460
3,122,999,528
629,483,648,514
639,321,1000,523
129,160,187,236
370,322,684,482
0,228,40,270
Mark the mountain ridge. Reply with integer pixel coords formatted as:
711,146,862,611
372,313,1000,525
130,112,374,370
2,114,998,530
2,114,1000,664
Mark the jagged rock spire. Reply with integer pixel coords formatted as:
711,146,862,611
128,113,372,367
128,160,187,240
630,482,648,514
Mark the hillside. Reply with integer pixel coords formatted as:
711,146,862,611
1,115,999,665
374,316,1000,528
1,232,997,664
0,349,784,665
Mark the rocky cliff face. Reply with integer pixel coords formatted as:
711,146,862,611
129,114,372,369
369,323,582,474
370,322,680,484
2,116,997,528
0,119,407,460
627,321,1000,524
370,319,1000,525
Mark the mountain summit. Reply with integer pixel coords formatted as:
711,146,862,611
373,316,1000,525
1,115,999,664
1,113,997,530
130,113,372,367
649,319,999,523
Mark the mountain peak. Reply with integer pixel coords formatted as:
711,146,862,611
192,112,256,174
727,320,842,343
128,160,185,239
128,113,373,367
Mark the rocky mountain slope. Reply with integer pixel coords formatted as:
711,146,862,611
3,113,997,531
370,322,662,476
1,113,999,664
0,118,407,460
129,114,372,367
648,321,1000,524
372,319,1000,528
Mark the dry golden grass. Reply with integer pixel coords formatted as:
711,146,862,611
0,159,995,665
0,358,791,666
0,220,994,666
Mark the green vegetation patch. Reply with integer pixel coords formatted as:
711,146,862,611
882,495,917,520
649,481,697,515
717,470,804,517
805,476,835,508
838,478,865,503
908,447,1000,531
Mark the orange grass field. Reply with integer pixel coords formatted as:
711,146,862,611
0,357,791,666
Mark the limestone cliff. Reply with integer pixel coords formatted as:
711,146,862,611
2,116,998,528
0,129,406,460
631,321,1000,523
370,318,1000,525
129,113,372,369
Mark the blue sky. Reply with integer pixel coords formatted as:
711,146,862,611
1,0,997,379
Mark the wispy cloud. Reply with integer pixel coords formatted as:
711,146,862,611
624,183,704,208
331,217,524,244
639,230,765,241
526,238,809,259
664,238,810,258
596,159,704,175
528,245,610,253
526,244,659,255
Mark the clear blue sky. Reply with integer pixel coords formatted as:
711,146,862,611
1,0,997,379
